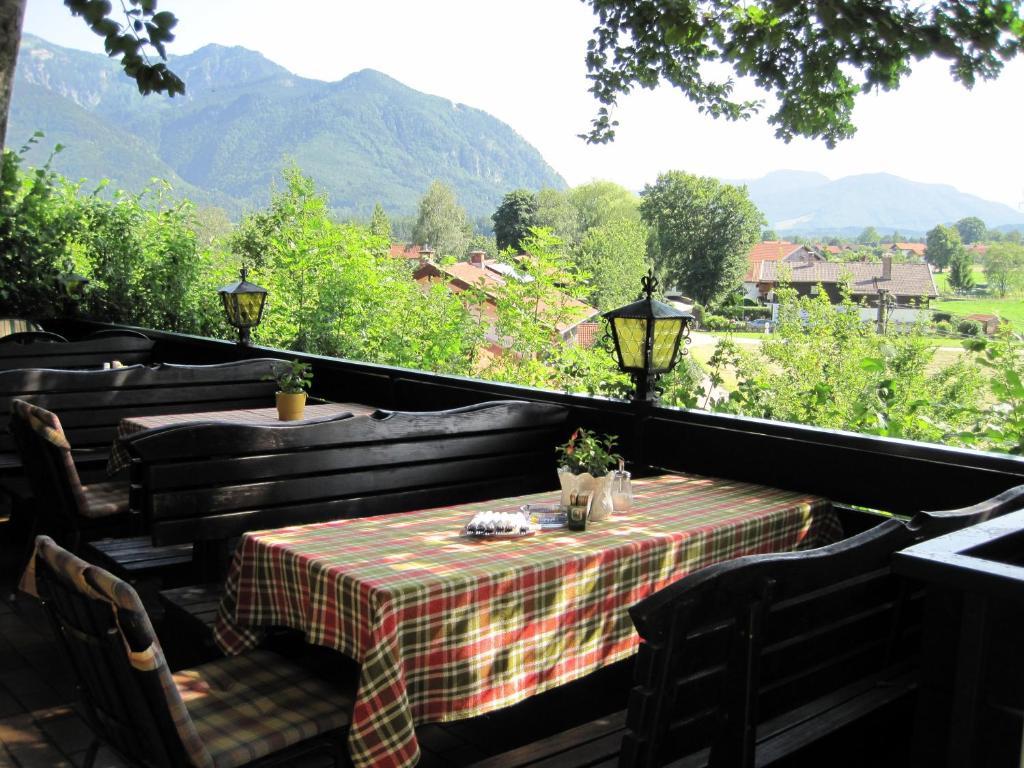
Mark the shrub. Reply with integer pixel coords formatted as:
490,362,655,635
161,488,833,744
718,305,771,320
932,320,953,336
957,319,982,337
933,312,953,323
702,314,733,331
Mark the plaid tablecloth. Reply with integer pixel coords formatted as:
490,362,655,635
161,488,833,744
214,474,839,768
105,402,374,474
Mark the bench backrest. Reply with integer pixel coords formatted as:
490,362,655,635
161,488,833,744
0,335,155,371
619,489,1024,768
123,400,569,546
0,359,280,458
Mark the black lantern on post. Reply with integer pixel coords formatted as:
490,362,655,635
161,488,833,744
603,270,693,403
217,267,268,345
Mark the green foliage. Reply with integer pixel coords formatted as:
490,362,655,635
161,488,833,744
492,189,538,252
982,242,1024,297
0,136,77,317
556,428,622,476
63,0,184,97
567,181,641,234
958,333,1024,454
582,0,1023,146
234,169,481,374
640,171,763,305
926,224,963,272
369,203,391,241
534,188,581,246
411,180,471,259
957,319,982,337
857,227,881,246
947,250,976,294
574,218,650,311
955,216,988,245
263,359,313,394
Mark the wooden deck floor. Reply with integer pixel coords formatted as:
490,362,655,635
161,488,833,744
0,517,634,767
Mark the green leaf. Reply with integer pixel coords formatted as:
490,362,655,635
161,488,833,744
859,356,885,372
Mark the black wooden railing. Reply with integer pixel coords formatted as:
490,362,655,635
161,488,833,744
45,318,1024,519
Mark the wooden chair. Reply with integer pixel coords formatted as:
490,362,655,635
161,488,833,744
0,330,68,344
9,399,132,550
30,535,352,768
0,317,42,338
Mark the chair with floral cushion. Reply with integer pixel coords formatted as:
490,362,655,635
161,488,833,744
9,399,131,550
29,535,352,768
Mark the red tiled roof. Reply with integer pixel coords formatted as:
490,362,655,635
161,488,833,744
745,241,817,282
390,243,424,259
890,242,926,256
574,322,601,348
758,260,937,298
415,259,599,334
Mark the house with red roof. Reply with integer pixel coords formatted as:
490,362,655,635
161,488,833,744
412,250,600,355
888,242,927,259
743,241,825,301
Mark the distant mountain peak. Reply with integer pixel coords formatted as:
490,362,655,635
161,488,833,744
10,34,566,220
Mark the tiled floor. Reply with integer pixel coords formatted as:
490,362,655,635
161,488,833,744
0,519,633,768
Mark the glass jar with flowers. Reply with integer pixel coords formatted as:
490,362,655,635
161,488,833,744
555,428,622,521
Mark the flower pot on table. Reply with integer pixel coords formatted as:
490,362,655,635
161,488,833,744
557,468,614,522
276,391,307,421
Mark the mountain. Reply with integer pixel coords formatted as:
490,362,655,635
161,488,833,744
740,170,1024,236
9,35,566,219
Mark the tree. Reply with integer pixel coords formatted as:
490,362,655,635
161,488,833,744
955,216,988,244
925,224,964,272
567,180,641,234
639,172,763,306
982,242,1024,297
947,250,976,294
0,0,182,146
761,229,778,242
581,0,1023,146
574,219,650,311
411,180,471,258
492,189,538,252
857,227,881,246
534,188,581,246
369,202,391,240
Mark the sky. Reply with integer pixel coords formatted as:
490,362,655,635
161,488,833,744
23,0,1024,210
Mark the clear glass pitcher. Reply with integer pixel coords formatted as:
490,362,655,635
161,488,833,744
610,469,633,511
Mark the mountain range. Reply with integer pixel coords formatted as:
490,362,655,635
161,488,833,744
738,171,1024,236
10,35,1024,235
9,34,565,220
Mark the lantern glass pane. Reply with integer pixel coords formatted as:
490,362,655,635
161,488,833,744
235,292,265,326
651,318,683,372
613,317,648,370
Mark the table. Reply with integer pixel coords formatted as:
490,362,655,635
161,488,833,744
214,474,839,768
105,402,376,474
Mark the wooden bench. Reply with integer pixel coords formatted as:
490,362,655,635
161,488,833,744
468,486,1024,768
100,400,568,632
1,359,283,577
0,332,155,371
0,358,281,484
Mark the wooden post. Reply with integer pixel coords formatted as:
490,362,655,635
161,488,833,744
0,0,26,148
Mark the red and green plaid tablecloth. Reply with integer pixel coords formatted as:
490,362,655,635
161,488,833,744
213,474,839,768
105,402,374,474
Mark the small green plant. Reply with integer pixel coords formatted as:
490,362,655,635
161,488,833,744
957,319,982,337
264,359,313,394
556,428,622,476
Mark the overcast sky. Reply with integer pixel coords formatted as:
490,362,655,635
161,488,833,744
24,0,1024,209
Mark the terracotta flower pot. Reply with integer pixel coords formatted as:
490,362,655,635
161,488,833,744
276,391,307,421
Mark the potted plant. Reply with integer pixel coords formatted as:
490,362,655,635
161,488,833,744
555,428,622,521
265,359,313,421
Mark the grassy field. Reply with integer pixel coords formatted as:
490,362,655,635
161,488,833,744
932,265,986,294
931,297,1024,324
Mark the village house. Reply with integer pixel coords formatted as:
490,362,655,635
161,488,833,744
407,248,600,357
742,241,825,301
888,242,927,259
754,254,938,325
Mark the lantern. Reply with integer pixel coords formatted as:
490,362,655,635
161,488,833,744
603,270,693,402
217,267,268,345
60,273,90,298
